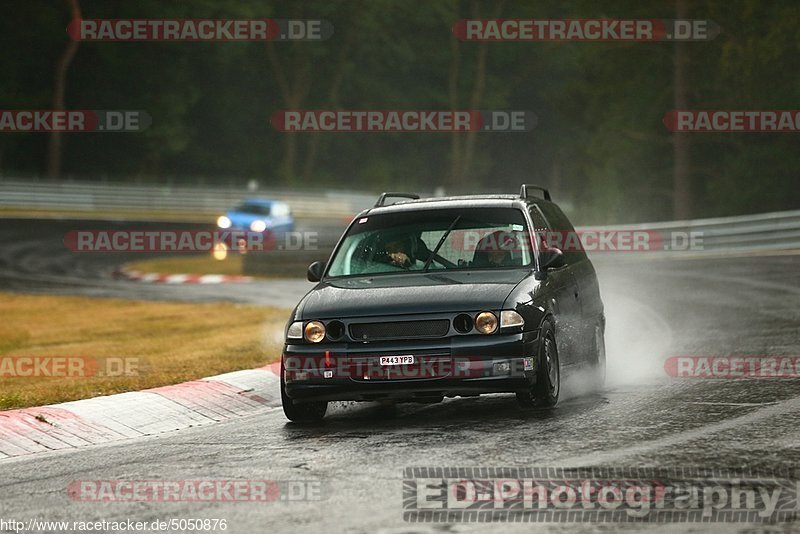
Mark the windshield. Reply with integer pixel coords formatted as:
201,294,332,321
235,202,271,216
327,207,532,277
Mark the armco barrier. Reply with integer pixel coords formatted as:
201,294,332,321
580,209,800,254
0,178,375,220
3,178,797,261
244,209,800,277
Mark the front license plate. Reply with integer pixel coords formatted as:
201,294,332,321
379,355,415,366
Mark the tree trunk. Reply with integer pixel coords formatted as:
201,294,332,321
672,0,691,219
46,0,81,179
266,40,311,183
301,22,358,182
446,5,463,190
456,36,489,187
447,0,504,190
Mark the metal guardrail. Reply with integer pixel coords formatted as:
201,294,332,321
2,178,798,253
0,178,376,220
581,209,800,253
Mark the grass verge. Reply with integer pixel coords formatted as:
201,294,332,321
0,292,288,410
125,254,253,278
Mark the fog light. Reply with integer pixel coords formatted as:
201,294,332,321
493,361,511,375
475,311,498,334
304,321,326,343
295,371,309,381
453,313,474,334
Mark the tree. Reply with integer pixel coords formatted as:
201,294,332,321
672,0,691,219
47,0,81,179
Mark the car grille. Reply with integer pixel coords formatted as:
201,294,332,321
349,320,450,341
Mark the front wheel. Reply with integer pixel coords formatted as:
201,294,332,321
516,320,560,408
281,361,327,423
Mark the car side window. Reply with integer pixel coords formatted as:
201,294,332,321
533,203,587,264
527,205,549,250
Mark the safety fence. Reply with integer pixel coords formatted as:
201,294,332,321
0,178,376,220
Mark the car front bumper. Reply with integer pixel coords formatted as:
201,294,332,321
283,330,540,403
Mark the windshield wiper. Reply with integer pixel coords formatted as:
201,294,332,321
423,215,461,272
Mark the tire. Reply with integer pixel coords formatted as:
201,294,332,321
591,322,606,388
280,361,327,423
516,319,560,408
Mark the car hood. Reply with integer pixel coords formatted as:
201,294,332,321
298,270,531,319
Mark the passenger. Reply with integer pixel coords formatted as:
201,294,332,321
473,231,518,267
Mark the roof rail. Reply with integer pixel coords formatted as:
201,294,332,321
519,184,551,201
374,192,420,208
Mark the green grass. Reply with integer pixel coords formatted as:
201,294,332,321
0,292,289,410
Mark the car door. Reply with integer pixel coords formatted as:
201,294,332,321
536,202,596,364
528,205,583,371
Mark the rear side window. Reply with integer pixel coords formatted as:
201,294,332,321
532,203,587,264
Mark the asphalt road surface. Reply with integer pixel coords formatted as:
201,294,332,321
1,218,799,533
0,218,322,304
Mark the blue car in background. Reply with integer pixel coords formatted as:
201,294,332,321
215,199,295,254
216,199,295,234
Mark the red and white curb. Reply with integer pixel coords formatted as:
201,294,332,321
0,362,281,460
114,269,252,284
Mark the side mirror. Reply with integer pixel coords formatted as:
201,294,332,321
307,261,326,282
539,248,566,270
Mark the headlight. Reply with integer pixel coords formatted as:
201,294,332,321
250,220,267,232
304,321,326,343
217,215,231,229
212,242,228,261
500,310,525,328
475,311,498,334
286,321,303,340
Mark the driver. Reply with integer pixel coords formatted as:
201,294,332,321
384,237,414,268
377,234,417,268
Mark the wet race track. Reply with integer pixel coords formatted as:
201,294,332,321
1,218,799,533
